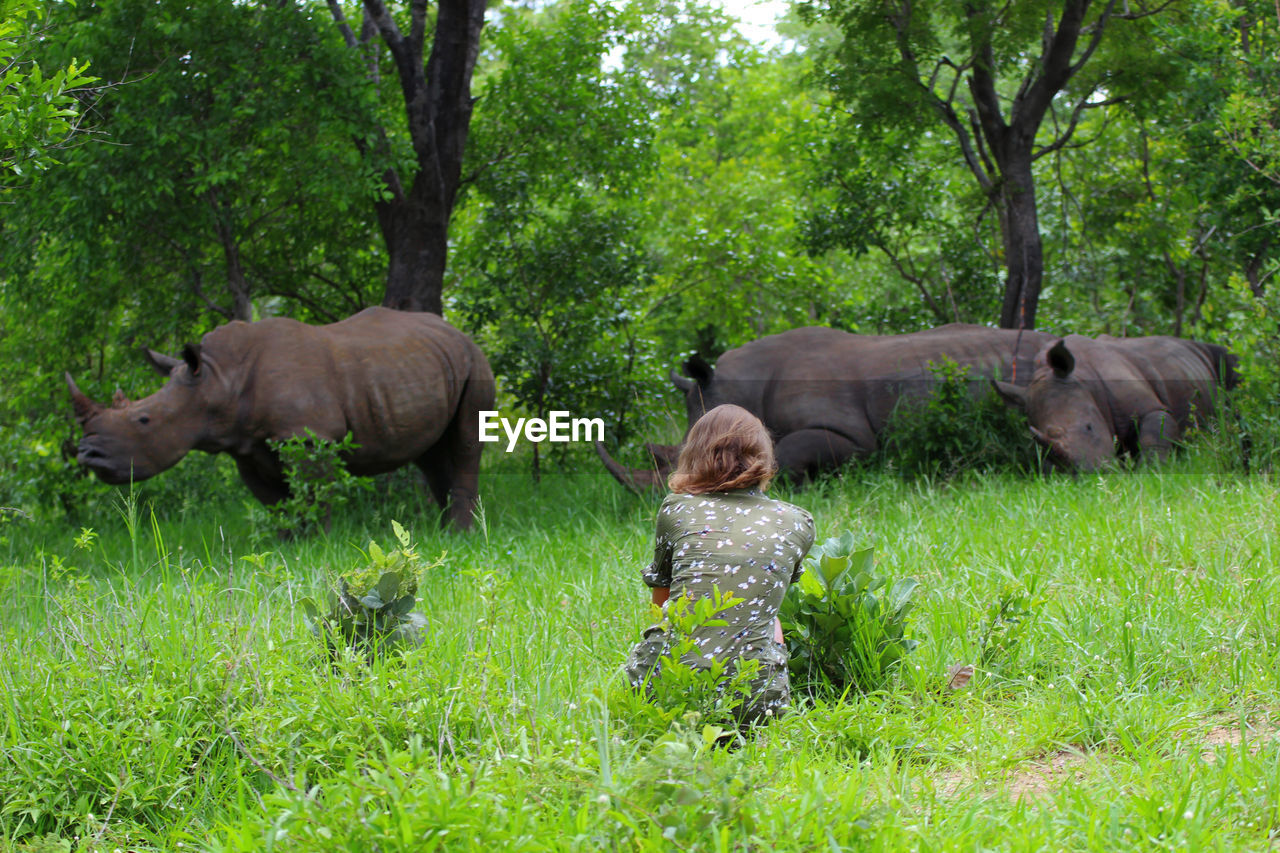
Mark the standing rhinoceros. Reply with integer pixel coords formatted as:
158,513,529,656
597,323,1055,489
992,334,1239,471
66,307,494,529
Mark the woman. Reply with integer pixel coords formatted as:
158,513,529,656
625,403,815,725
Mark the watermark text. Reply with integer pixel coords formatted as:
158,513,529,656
479,411,605,452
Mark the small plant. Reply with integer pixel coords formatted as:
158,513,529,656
974,579,1046,673
879,357,1040,478
300,521,441,662
780,532,919,697
268,429,372,534
622,587,762,733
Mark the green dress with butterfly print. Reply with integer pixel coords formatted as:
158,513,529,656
625,487,815,724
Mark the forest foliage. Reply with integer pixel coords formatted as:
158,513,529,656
1,0,1278,516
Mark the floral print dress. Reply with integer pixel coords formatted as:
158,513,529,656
625,487,815,723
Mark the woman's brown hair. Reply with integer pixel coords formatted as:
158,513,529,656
667,404,777,494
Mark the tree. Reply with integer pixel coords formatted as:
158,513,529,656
454,0,658,478
326,0,486,314
2,0,383,331
805,0,1181,328
0,0,94,184
627,2,845,353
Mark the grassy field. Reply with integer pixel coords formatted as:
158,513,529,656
2,451,1279,851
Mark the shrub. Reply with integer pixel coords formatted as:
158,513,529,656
617,587,762,735
878,356,1041,478
266,429,372,534
299,521,438,663
780,532,919,697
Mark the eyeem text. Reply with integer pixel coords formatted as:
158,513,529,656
478,411,605,453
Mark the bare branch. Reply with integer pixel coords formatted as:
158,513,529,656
887,8,993,190
326,0,360,48
1033,90,1123,160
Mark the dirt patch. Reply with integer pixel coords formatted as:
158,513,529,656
935,713,1279,800
1196,716,1278,764
935,747,1091,800
1004,748,1091,799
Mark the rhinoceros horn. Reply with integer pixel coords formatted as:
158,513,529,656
65,373,100,424
595,440,676,494
669,367,695,393
112,388,130,408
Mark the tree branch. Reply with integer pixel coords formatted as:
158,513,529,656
1033,90,1123,160
890,7,993,190
326,0,360,47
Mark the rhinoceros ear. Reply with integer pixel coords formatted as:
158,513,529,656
1047,340,1075,379
144,348,182,376
65,373,99,425
181,343,202,377
992,379,1027,410
683,353,713,387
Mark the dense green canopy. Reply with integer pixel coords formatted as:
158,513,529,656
0,0,1276,511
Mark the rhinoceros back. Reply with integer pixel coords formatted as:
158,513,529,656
204,307,492,475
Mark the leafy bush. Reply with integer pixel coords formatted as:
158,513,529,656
299,521,438,662
617,587,762,735
879,356,1041,478
267,429,372,534
780,532,919,697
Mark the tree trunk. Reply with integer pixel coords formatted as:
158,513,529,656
380,195,449,315
956,0,1110,329
330,0,486,316
208,188,254,321
997,157,1044,330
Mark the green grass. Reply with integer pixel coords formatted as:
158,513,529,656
3,450,1280,851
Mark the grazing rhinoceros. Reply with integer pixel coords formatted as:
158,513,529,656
992,334,1240,471
66,307,494,530
597,323,1056,490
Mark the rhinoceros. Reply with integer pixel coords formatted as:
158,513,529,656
597,323,1056,489
66,307,494,529
992,334,1239,471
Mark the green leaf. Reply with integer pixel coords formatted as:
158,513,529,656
376,571,401,605
388,593,417,617
797,570,826,599
392,519,411,549
816,553,849,587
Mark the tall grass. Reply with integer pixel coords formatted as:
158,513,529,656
2,449,1279,850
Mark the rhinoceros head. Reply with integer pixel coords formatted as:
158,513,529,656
671,353,718,427
994,339,1116,471
66,344,226,484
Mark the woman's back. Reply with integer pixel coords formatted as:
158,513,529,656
646,489,813,666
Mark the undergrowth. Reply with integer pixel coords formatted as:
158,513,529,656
2,454,1280,850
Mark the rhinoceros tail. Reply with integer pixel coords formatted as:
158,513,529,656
595,440,674,494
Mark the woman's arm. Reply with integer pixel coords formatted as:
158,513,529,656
651,586,670,606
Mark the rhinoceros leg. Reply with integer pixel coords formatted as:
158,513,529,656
415,376,490,531
773,429,864,482
234,450,289,504
417,448,478,531
1137,410,1181,463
